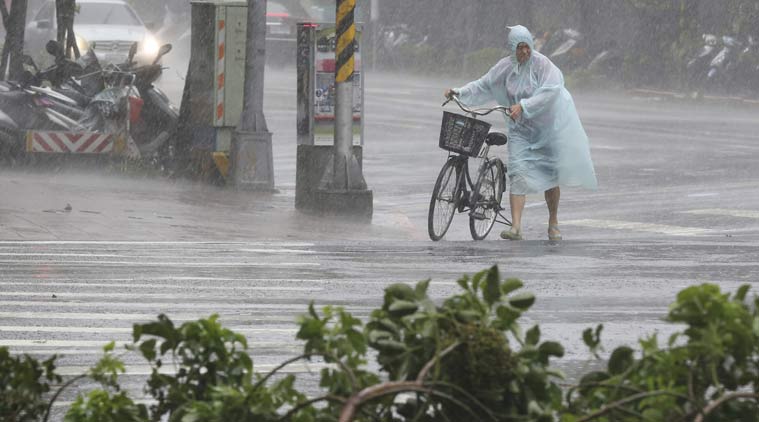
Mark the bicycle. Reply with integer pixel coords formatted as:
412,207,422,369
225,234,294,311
428,95,512,241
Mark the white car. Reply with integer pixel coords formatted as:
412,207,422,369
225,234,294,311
25,0,161,65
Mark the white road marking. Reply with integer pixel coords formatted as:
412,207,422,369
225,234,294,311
0,311,308,321
0,325,297,334
237,248,317,254
0,282,322,291
52,362,328,377
0,277,459,287
686,193,720,198
563,219,712,236
0,253,124,258
0,289,321,299
681,208,759,219
0,241,315,246
0,339,297,349
0,301,373,311
0,260,320,267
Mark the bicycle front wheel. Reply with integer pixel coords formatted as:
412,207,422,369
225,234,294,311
428,158,463,241
469,159,504,240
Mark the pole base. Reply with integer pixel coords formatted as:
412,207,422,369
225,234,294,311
296,144,373,221
310,188,373,222
232,130,275,191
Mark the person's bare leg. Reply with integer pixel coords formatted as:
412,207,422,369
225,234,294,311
501,194,526,240
545,187,561,239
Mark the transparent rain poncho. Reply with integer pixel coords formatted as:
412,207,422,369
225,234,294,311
455,25,598,195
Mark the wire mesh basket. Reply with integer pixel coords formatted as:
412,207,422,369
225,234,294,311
438,111,492,157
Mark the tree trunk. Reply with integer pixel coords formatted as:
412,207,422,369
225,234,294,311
3,0,29,80
56,0,79,58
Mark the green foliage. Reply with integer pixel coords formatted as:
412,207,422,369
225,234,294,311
64,390,148,422
129,314,254,421
564,283,759,421
5,268,759,421
367,266,563,421
0,348,61,422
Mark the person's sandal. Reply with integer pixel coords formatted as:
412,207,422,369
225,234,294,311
548,225,562,241
500,228,523,241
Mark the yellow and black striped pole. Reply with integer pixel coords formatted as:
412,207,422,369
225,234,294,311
331,0,365,189
335,0,356,84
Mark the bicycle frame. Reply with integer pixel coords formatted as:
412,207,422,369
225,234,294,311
444,96,511,226
428,95,513,241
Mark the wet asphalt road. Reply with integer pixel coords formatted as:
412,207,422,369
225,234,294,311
2,65,759,413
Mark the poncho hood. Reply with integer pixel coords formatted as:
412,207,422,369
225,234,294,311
508,25,534,68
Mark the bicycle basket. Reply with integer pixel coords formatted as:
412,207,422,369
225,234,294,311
438,111,492,157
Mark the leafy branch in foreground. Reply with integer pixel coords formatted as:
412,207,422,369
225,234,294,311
4,267,759,422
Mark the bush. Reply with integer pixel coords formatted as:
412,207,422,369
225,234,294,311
2,267,759,421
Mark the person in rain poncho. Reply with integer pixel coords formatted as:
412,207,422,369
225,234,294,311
445,25,597,241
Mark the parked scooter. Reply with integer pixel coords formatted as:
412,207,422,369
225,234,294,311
706,35,743,94
686,34,719,97
545,29,587,71
76,43,177,158
0,42,88,157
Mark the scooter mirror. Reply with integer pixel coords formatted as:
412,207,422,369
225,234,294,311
45,40,64,59
158,44,172,57
127,42,139,63
153,44,173,64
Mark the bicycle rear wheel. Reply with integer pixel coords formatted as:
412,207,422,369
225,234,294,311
428,158,464,241
469,159,504,240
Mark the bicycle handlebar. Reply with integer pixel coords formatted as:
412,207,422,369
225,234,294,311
443,94,511,117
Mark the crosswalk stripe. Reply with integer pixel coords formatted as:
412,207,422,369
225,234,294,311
0,326,297,334
0,340,298,348
52,362,329,376
681,208,759,219
0,282,321,291
0,260,320,267
0,311,317,321
0,301,372,311
0,289,322,299
0,241,315,246
563,219,712,236
0,279,458,287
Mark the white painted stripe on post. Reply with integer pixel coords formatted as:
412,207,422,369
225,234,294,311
681,208,759,219
563,219,712,236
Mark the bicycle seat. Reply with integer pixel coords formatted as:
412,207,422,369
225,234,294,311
486,132,508,146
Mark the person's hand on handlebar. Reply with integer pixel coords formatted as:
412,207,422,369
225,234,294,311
444,88,458,99
509,103,523,121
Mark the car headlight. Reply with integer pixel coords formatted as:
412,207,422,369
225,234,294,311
75,35,89,53
141,35,160,57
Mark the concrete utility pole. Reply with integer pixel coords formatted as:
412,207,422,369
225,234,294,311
232,0,275,190
313,0,372,220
